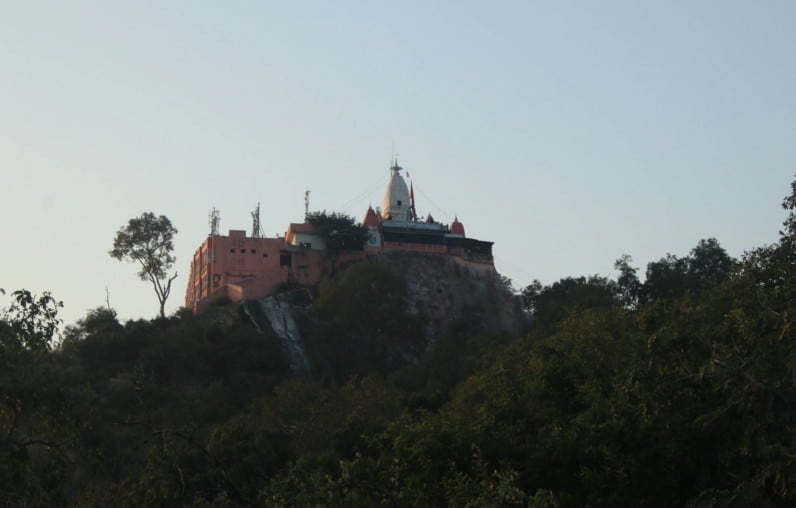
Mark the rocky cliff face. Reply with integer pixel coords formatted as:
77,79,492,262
245,252,527,375
243,289,313,376
377,251,527,342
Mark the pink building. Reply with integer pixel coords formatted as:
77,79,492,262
185,222,368,313
185,230,289,313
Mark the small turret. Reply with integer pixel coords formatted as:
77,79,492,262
362,205,381,227
362,205,383,249
450,216,465,237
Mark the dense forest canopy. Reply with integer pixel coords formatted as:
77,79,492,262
3,178,796,507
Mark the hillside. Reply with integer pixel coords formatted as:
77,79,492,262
3,178,796,507
243,253,526,379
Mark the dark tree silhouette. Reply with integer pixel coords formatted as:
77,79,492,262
110,212,178,319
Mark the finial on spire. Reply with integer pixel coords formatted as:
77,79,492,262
390,157,402,176
391,142,399,167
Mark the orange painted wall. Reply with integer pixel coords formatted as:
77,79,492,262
185,231,288,312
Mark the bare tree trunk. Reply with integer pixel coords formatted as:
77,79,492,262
151,272,177,319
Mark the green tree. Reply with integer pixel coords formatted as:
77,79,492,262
614,254,641,308
743,175,796,294
0,289,71,507
61,306,123,348
688,237,735,289
308,262,424,380
642,253,691,302
306,211,369,257
520,279,544,313
521,275,617,330
642,238,735,303
0,289,63,353
110,212,178,319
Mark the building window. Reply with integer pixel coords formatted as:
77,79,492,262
280,253,292,266
262,253,268,257
251,249,256,254
397,200,402,206
230,248,236,253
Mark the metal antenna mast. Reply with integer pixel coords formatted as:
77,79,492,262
251,203,264,238
209,208,220,236
304,189,310,220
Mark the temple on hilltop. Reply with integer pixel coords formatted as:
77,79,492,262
185,159,494,314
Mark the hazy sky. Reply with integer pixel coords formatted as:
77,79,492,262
2,1,795,326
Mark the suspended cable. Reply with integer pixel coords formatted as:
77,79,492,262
492,255,537,281
337,173,390,212
413,185,452,222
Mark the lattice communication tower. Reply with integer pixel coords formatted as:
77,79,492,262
251,203,264,238
209,208,220,236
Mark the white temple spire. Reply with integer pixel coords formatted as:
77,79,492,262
382,159,411,221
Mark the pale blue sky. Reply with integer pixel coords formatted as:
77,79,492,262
2,1,795,326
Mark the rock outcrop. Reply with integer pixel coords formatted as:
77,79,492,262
378,251,527,342
243,288,313,376
244,253,527,375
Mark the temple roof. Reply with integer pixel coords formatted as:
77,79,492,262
450,216,465,237
362,206,381,227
